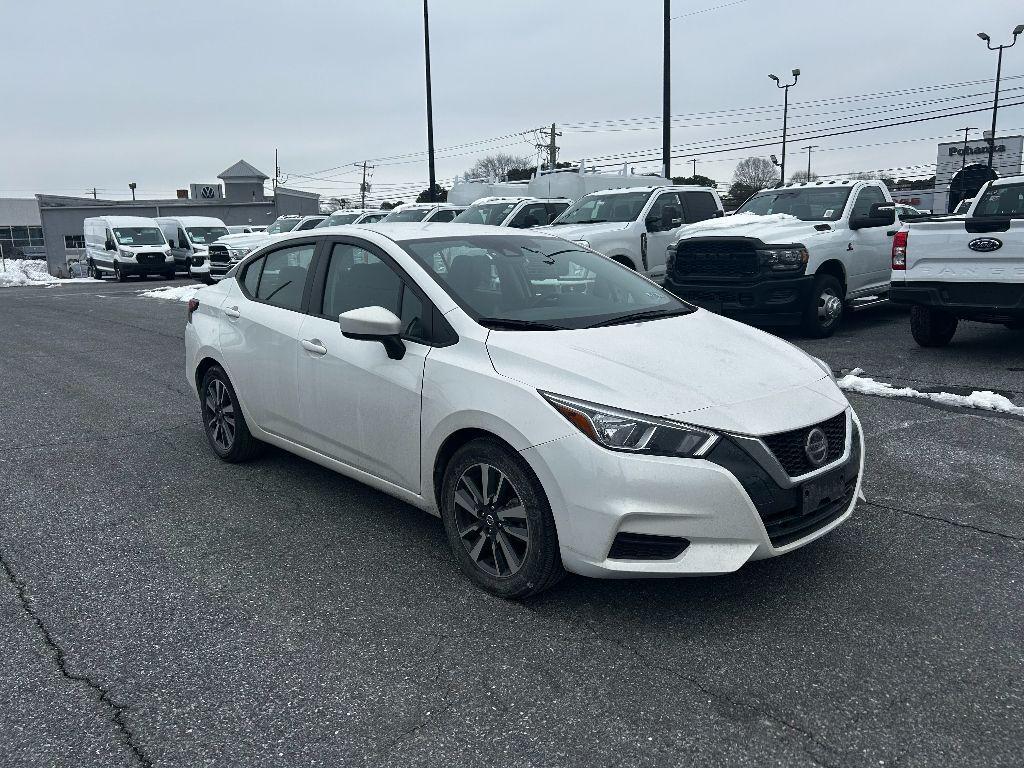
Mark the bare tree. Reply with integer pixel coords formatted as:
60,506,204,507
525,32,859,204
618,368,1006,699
733,157,780,191
464,153,533,181
788,170,819,183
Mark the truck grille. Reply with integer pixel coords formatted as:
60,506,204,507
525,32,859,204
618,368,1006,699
208,244,230,264
673,240,758,279
762,412,846,477
136,252,164,265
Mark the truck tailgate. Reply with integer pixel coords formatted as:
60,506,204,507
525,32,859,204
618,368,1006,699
904,218,1024,283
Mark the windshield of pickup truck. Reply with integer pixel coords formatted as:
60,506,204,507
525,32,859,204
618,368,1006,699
974,183,1024,217
318,211,363,227
267,218,299,234
383,208,431,223
113,227,165,246
736,187,852,222
185,226,229,244
453,201,518,226
551,191,653,225
398,234,691,330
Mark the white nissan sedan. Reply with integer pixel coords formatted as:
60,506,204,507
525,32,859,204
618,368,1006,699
185,223,864,598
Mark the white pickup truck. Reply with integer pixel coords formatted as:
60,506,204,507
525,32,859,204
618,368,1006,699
665,180,900,337
890,175,1024,346
540,185,725,282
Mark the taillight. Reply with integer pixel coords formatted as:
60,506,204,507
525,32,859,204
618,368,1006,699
187,297,199,323
892,230,908,270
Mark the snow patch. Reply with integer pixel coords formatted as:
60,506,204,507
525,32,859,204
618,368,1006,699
0,259,99,287
139,285,202,303
837,372,1024,417
677,212,799,235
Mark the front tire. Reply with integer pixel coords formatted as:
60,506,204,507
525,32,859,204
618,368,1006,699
87,261,103,280
801,274,844,338
200,366,264,462
113,263,126,282
440,438,564,599
910,305,958,347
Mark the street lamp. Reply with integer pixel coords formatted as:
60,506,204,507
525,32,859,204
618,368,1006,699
422,0,437,202
768,68,800,183
977,25,1023,169
128,182,137,201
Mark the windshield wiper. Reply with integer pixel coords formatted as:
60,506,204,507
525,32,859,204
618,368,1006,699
588,307,692,328
476,317,568,331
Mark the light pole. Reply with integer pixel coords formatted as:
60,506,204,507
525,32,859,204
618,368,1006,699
128,182,137,201
768,69,800,183
977,25,1023,169
422,0,437,202
662,0,671,179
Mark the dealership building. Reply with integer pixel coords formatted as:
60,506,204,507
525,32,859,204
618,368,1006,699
35,160,319,277
889,135,1023,213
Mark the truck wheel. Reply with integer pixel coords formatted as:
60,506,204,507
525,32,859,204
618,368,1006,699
910,306,958,347
801,274,844,338
87,261,102,280
113,263,126,282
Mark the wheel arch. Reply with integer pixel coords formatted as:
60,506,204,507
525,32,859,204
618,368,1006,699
813,259,847,294
609,253,637,270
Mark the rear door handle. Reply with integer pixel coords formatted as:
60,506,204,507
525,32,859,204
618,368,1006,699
224,306,240,319
301,338,327,356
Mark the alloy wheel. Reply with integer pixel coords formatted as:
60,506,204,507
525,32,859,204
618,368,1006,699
817,287,843,328
454,463,530,578
204,379,236,452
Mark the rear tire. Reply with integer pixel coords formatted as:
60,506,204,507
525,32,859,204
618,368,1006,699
200,365,264,462
440,438,564,599
801,274,844,338
87,261,102,280
910,305,958,347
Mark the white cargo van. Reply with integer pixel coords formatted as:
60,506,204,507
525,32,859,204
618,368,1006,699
84,216,174,281
156,216,229,282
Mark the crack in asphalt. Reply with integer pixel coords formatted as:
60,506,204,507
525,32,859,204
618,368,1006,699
860,500,1022,542
0,547,153,768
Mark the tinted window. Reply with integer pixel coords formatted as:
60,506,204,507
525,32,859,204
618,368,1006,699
508,203,552,229
851,186,886,218
683,192,719,222
243,255,264,296
296,218,322,231
647,193,684,229
428,209,459,223
975,183,1024,217
255,244,315,311
176,228,189,248
321,243,428,341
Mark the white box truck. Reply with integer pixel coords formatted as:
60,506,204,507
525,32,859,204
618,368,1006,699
83,216,174,281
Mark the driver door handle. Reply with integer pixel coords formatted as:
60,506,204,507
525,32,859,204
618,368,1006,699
224,305,240,319
301,338,327,356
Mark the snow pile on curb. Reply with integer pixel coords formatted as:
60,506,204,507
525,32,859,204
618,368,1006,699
837,369,1024,417
0,259,98,287
139,285,203,302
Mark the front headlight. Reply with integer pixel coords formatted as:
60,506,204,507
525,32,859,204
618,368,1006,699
573,239,590,250
119,248,133,259
228,247,252,259
541,392,718,457
758,247,808,272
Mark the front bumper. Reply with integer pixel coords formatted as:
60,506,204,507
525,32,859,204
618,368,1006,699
890,281,1024,321
188,256,211,275
523,409,863,578
117,259,175,276
664,273,814,326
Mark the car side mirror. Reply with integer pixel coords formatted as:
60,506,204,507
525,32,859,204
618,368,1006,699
869,202,896,225
105,239,115,251
339,306,406,360
167,239,176,249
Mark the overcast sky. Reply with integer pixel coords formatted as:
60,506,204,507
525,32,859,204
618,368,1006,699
2,0,1022,203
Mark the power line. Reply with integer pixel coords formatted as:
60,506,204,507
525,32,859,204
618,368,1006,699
670,0,754,21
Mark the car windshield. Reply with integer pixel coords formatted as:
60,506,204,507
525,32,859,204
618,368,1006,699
398,234,693,330
186,226,229,244
267,218,299,234
383,208,430,223
551,191,654,225
113,227,164,246
318,212,362,227
358,213,386,223
974,183,1024,217
735,187,852,221
453,202,519,226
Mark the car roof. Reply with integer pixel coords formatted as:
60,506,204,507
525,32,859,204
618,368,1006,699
990,174,1024,187
157,216,225,226
275,222,561,243
95,216,161,227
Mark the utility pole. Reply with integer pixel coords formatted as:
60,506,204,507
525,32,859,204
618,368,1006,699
956,127,975,169
769,69,800,183
422,0,437,202
548,123,560,170
92,187,97,200
977,26,1023,169
803,145,818,179
358,161,374,208
662,0,671,179
690,158,697,177
274,148,279,192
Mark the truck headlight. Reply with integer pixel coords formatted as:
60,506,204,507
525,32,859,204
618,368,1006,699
228,247,251,259
541,392,718,457
119,249,134,259
758,247,808,272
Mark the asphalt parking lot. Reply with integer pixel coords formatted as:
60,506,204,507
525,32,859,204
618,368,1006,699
1,279,1021,768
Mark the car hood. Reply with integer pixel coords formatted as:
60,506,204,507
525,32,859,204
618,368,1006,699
538,221,632,241
673,213,828,246
485,309,848,435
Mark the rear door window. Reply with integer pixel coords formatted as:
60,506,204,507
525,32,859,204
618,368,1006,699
254,243,316,311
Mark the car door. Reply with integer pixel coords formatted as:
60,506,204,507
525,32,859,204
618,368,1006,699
171,227,191,271
642,192,685,279
847,186,892,291
218,240,319,440
294,238,434,492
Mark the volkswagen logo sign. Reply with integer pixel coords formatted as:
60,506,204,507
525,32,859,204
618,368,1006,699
804,427,829,467
968,237,1002,253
